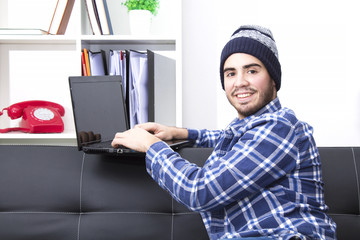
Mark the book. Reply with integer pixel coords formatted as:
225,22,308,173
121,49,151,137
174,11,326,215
102,0,113,34
83,48,91,76
94,0,112,35
92,0,103,34
81,51,88,76
84,0,102,35
48,0,75,35
0,28,49,35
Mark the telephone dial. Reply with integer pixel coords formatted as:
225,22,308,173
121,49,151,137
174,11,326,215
0,100,65,133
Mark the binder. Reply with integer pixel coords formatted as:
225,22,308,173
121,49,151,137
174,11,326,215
109,50,119,75
88,50,107,76
109,50,126,95
128,50,149,128
147,50,176,126
125,50,177,127
79,49,177,127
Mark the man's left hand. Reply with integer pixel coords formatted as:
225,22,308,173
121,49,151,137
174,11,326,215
111,127,161,153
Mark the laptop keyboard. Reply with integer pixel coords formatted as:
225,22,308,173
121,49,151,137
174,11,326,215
87,140,128,150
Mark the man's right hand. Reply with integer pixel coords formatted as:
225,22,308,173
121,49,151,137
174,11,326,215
135,122,188,141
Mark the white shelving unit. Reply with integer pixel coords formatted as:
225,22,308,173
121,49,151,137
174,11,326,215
0,0,182,145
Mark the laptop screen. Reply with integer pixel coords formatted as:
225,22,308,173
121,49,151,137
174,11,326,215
69,76,129,150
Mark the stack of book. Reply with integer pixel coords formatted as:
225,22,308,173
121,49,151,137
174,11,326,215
81,48,109,76
84,0,113,35
47,0,75,34
0,0,114,36
0,0,75,35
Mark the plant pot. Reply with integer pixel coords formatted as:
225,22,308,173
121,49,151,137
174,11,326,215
129,10,152,35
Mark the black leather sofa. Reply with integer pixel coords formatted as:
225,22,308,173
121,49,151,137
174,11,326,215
0,145,358,240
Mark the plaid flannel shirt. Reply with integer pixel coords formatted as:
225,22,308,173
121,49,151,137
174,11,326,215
145,98,336,240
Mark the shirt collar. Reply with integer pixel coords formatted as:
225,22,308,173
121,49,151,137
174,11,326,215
253,97,282,117
228,97,282,129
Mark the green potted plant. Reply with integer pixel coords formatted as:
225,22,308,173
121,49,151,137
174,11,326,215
122,0,160,16
122,0,160,34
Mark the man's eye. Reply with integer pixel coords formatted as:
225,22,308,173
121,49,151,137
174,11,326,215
226,72,235,77
247,69,257,74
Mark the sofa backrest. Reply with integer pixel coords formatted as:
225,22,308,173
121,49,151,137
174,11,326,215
0,145,359,239
0,145,208,240
179,147,360,240
318,147,360,240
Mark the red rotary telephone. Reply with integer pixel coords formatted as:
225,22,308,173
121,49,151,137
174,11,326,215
0,100,65,133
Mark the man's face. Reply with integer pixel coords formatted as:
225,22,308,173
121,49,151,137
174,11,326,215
223,53,277,120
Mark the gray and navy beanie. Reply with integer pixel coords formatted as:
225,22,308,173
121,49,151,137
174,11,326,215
220,25,282,91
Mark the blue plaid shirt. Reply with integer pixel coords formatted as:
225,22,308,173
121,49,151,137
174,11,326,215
145,98,336,240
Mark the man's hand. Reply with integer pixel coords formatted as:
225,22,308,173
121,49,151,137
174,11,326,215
111,127,161,153
111,122,189,153
136,122,188,141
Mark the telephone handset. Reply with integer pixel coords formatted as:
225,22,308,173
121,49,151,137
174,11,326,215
0,100,65,133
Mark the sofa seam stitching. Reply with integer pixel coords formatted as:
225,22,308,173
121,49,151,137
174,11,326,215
351,147,360,213
0,212,79,214
328,213,360,217
77,153,86,240
77,214,82,240
171,198,174,240
0,211,197,215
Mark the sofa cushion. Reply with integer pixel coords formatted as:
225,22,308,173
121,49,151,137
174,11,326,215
0,145,208,240
319,147,360,240
1,145,359,240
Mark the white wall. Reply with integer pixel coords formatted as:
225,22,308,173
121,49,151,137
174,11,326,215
182,0,360,147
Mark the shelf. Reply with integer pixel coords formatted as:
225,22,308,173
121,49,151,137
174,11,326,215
0,35,176,44
80,34,176,43
0,130,77,146
0,131,76,139
0,35,78,44
0,131,78,146
0,0,181,144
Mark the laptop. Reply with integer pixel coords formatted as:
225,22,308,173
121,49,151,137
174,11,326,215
69,75,191,156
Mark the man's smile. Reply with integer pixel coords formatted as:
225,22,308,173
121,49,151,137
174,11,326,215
232,89,256,104
236,93,252,98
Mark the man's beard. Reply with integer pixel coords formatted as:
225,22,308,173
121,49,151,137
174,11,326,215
229,83,276,119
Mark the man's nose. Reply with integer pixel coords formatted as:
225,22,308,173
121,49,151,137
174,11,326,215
234,73,249,87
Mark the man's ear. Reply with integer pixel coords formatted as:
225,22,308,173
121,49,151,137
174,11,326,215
272,79,276,88
271,79,278,97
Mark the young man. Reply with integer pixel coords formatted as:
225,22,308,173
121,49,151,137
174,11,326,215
112,25,337,240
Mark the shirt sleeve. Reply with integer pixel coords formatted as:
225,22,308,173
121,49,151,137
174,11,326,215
187,128,223,148
146,118,300,212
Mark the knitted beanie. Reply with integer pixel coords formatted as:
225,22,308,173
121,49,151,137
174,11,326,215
220,25,282,91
